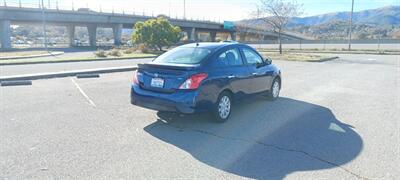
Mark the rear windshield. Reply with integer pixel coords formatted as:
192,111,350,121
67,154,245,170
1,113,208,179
153,47,211,64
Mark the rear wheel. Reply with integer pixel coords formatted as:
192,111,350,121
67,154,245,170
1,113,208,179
213,91,232,123
267,78,280,101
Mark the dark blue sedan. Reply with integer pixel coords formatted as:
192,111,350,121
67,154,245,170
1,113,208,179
131,42,281,122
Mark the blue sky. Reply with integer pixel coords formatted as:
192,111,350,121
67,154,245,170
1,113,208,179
13,0,400,21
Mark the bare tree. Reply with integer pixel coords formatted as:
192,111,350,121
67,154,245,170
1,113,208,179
254,0,303,54
235,21,254,42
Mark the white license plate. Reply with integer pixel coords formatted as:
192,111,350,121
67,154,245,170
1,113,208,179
151,78,164,88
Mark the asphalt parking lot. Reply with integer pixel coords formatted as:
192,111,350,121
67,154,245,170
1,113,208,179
1,54,399,179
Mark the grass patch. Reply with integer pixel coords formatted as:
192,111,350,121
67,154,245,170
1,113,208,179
0,51,60,58
0,53,157,65
260,52,331,62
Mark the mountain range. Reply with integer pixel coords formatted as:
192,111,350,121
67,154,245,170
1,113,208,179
237,6,400,39
288,6,400,26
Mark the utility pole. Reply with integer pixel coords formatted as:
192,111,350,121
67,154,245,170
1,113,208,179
183,0,186,19
41,0,48,51
348,0,354,51
168,1,171,17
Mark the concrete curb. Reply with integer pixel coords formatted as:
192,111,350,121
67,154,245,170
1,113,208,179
0,51,64,60
313,56,339,62
76,73,100,78
0,66,137,82
1,80,32,86
274,56,339,62
0,56,157,66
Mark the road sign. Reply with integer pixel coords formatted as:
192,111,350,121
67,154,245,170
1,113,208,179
224,21,235,30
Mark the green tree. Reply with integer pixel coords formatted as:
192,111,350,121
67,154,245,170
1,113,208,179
132,17,182,51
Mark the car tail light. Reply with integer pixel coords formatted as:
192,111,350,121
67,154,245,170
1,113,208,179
132,70,141,84
179,73,208,90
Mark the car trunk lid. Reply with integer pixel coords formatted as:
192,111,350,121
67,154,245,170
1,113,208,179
137,63,199,93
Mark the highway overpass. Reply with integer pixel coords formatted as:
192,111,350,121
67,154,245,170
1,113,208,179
0,6,304,49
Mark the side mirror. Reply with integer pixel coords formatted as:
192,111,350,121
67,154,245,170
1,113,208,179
256,62,265,68
265,57,272,65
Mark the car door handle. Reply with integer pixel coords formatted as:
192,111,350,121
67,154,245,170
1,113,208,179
228,75,235,79
252,73,258,76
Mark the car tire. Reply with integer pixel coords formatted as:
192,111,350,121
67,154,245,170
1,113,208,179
213,91,232,123
267,78,280,101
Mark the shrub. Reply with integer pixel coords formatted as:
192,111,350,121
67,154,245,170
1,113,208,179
108,49,122,57
123,47,138,54
94,50,107,57
137,44,150,53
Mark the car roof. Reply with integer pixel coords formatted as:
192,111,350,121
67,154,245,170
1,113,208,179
179,42,248,50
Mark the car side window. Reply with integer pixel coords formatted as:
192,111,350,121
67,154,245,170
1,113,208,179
213,48,243,67
242,48,263,65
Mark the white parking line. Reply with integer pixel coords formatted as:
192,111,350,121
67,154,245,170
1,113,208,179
71,78,97,107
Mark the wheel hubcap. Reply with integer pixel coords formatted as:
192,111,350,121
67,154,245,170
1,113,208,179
272,81,280,98
218,96,231,119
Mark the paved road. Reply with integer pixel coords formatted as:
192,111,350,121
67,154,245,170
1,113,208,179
0,53,396,77
250,43,400,51
1,54,399,179
0,58,153,77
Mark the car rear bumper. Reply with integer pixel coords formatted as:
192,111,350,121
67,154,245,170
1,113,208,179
130,84,198,114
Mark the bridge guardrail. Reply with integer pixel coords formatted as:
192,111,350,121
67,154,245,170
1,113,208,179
1,0,224,24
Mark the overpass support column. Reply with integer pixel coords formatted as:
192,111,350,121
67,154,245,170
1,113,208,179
239,33,246,42
0,20,11,49
113,24,123,46
87,24,97,47
230,32,237,41
67,25,75,47
190,28,197,41
210,31,216,42
185,29,191,41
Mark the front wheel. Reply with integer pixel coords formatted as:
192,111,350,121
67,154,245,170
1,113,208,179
213,92,232,123
267,78,280,101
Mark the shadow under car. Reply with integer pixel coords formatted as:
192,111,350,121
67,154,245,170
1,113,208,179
144,97,363,179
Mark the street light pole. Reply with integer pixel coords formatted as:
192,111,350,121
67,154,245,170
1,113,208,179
348,0,354,51
183,0,186,19
41,0,48,51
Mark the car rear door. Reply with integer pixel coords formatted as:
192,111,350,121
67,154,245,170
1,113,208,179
241,47,274,93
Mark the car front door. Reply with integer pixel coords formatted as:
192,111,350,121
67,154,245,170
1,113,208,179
208,47,253,97
241,47,274,93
